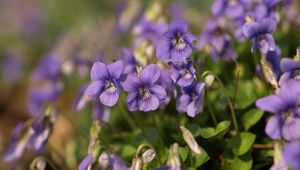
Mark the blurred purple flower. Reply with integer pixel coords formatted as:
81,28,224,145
212,0,248,20
33,53,61,81
2,54,23,83
283,141,300,170
159,69,177,105
121,48,140,74
156,20,196,62
266,46,281,77
242,18,277,54
170,61,195,87
86,60,125,107
176,82,205,118
109,154,130,170
79,153,95,170
256,80,300,141
279,58,300,86
122,64,166,112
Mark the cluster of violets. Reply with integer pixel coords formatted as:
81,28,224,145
2,0,300,169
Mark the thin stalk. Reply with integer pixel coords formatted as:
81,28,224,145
208,105,218,126
232,60,240,108
152,111,165,147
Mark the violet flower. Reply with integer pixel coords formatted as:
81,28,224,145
86,60,124,107
256,80,300,141
79,153,95,170
156,20,196,62
122,64,167,112
283,141,300,170
109,154,130,170
242,18,277,54
33,53,61,81
122,48,140,74
176,82,205,117
279,58,300,86
212,0,249,20
170,61,196,87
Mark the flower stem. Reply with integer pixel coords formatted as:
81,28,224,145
208,105,218,126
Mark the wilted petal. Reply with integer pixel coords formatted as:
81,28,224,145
107,60,124,79
86,81,104,100
265,115,282,140
141,64,160,85
91,62,108,81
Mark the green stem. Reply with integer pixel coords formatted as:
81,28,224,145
208,105,218,126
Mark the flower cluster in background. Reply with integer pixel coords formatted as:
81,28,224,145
1,0,300,170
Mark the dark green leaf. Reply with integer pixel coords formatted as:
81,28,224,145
227,132,256,156
241,109,264,131
198,121,231,139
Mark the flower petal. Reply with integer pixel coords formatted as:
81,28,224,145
150,85,167,102
242,22,260,38
91,62,108,81
156,39,171,61
176,94,191,112
260,18,276,34
141,64,160,85
280,58,300,72
86,81,104,100
100,88,120,107
126,92,139,112
138,95,160,112
282,117,300,141
170,47,192,62
122,73,141,92
107,60,124,79
265,115,282,140
79,154,95,170
256,95,284,113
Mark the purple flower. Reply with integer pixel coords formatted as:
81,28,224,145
283,141,300,170
256,80,300,141
79,153,95,170
33,53,61,81
156,20,196,62
109,154,130,170
2,53,23,83
86,60,125,107
159,69,177,105
266,46,281,77
279,58,300,86
242,18,277,54
176,82,205,117
27,109,57,152
170,61,196,87
122,64,167,112
27,82,62,117
212,0,248,20
121,48,140,74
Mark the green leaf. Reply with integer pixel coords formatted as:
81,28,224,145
198,121,231,139
190,147,210,168
179,146,189,162
231,151,253,170
241,109,264,131
227,132,256,156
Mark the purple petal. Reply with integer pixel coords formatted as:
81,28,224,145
177,76,194,87
211,0,225,16
176,94,191,112
86,81,104,100
126,92,139,111
282,117,300,141
265,115,282,140
242,22,260,38
195,82,206,95
79,154,95,170
169,20,189,33
170,47,192,62
280,58,300,72
184,34,197,46
156,39,171,61
225,3,244,19
187,100,200,118
256,94,284,113
170,71,181,83
150,85,167,102
107,60,124,79
100,88,120,107
109,154,129,170
91,62,109,81
260,18,276,34
138,95,160,112
122,73,141,92
140,64,160,85
283,141,300,170
278,72,292,87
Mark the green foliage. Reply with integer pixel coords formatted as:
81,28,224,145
198,121,231,139
241,109,264,131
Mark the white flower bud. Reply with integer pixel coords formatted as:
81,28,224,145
142,148,156,164
180,125,202,154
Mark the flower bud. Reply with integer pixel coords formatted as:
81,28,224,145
99,151,110,169
30,156,47,170
131,157,143,170
204,73,215,87
180,125,202,154
142,148,156,164
260,57,279,91
167,143,181,170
